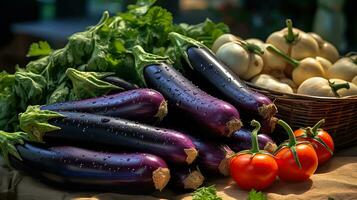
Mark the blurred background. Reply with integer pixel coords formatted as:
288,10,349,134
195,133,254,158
1,0,356,72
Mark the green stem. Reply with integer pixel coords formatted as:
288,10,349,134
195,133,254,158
328,81,350,98
277,120,297,147
284,19,298,43
238,41,264,56
250,120,262,153
310,119,326,136
266,45,300,68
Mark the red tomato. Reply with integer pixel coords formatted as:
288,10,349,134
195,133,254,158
275,143,318,182
294,119,334,166
230,153,278,190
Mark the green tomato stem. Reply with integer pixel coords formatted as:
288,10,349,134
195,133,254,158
310,119,326,136
284,19,298,43
266,45,299,68
277,119,297,147
328,81,350,98
250,120,262,154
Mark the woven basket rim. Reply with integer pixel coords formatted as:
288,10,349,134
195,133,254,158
245,82,357,101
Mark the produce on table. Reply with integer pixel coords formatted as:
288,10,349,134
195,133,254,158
297,77,352,97
308,32,340,63
293,119,334,166
245,38,264,46
212,33,241,53
136,46,243,137
170,166,205,190
230,120,278,190
327,54,357,82
102,75,139,91
19,106,198,165
274,120,318,182
169,32,277,133
0,130,170,193
225,128,277,153
267,45,326,86
41,88,168,122
251,74,294,94
192,185,222,200
329,79,357,97
353,76,357,85
279,77,298,92
188,136,234,176
215,41,264,80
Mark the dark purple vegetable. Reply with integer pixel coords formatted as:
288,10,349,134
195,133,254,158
132,45,242,137
225,128,277,153
41,89,168,122
170,166,205,190
45,112,197,165
169,33,277,132
9,143,170,193
189,136,234,176
103,76,139,91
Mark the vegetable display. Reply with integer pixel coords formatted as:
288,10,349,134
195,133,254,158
297,77,353,97
10,143,170,193
41,88,168,122
328,54,357,82
251,74,294,94
170,166,205,190
230,120,278,190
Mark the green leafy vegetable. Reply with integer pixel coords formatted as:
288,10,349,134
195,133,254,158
27,41,52,57
47,82,70,104
248,189,267,200
192,185,222,200
19,105,64,142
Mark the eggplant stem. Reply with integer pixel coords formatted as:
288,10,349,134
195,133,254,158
277,120,297,147
328,80,350,98
250,120,262,154
284,19,298,43
266,45,299,68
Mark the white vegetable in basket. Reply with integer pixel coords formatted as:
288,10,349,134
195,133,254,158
308,32,340,63
251,74,294,94
352,76,357,85
212,34,241,53
327,54,357,82
216,41,264,80
297,77,357,97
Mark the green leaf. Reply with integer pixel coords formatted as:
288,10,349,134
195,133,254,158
19,105,64,142
47,81,70,104
66,68,120,100
27,41,52,57
192,185,222,200
128,0,157,15
248,189,267,200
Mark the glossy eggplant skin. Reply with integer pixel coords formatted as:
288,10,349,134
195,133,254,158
10,143,170,193
189,136,233,176
225,128,276,153
41,89,167,122
186,47,276,120
45,112,197,165
103,76,139,91
144,63,242,137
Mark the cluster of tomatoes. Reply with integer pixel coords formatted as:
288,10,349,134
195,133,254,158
229,119,334,190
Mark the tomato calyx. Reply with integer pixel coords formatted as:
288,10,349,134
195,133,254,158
296,119,333,156
274,120,312,169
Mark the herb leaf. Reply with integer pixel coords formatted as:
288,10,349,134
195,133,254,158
192,185,222,200
248,189,267,200
27,41,52,57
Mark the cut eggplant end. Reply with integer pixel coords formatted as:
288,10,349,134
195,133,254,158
269,117,278,133
153,167,171,191
264,142,278,154
218,153,233,176
258,103,278,119
154,100,168,121
183,170,205,190
226,118,243,137
184,148,199,164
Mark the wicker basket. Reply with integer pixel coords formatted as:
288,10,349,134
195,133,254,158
246,82,357,150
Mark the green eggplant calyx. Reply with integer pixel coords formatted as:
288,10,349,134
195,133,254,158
168,32,207,69
284,19,299,44
250,120,262,154
329,81,350,98
131,45,173,86
266,45,299,68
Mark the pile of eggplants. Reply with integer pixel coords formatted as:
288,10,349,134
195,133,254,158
8,34,279,194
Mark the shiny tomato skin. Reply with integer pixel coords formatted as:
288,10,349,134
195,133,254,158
230,153,278,190
275,143,318,182
294,129,334,166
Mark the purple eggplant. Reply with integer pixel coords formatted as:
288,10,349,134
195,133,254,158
189,136,234,176
9,143,170,193
103,76,139,91
170,166,205,190
41,89,168,122
225,128,277,153
169,33,277,132
44,112,197,165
